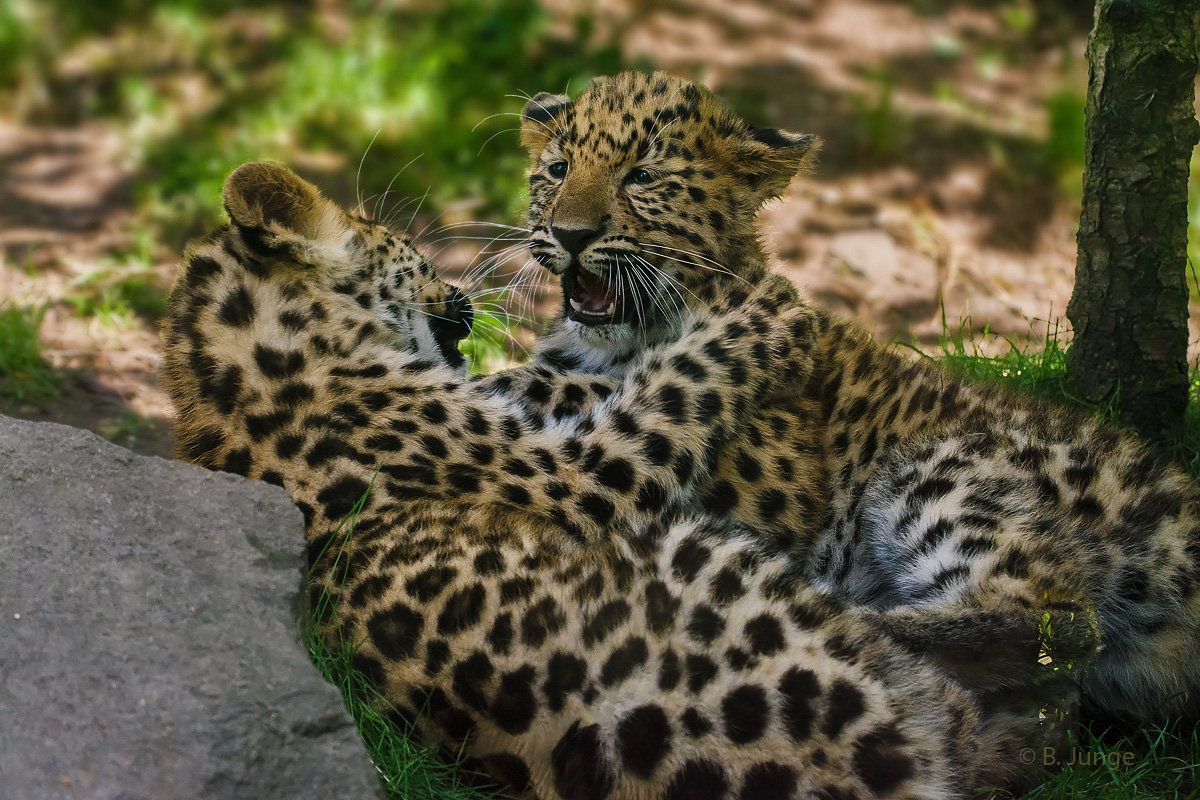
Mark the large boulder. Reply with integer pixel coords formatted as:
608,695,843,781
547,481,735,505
0,415,384,800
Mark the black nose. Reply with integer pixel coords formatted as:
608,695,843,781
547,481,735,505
445,287,473,336
451,288,473,334
552,224,600,257
430,287,473,368
431,287,472,345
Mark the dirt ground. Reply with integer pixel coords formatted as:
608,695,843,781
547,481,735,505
1,0,1196,460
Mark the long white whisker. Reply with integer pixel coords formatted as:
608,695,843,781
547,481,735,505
426,221,533,234
423,235,528,247
408,307,460,324
631,253,693,325
409,197,473,242
639,243,748,282
623,254,647,331
362,190,420,223
477,126,524,156
625,254,663,329
354,129,383,217
472,111,524,132
651,253,752,287
459,242,534,294
506,259,547,326
403,187,431,237
373,154,423,223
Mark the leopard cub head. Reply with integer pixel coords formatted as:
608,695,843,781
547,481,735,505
521,71,818,345
162,161,473,460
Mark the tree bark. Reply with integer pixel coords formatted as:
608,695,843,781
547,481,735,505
1066,0,1200,440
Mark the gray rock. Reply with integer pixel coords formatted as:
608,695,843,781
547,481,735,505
0,415,385,800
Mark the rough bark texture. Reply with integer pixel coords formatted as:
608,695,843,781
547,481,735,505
1066,0,1200,439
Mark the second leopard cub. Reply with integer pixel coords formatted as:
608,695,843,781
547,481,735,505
506,70,1200,722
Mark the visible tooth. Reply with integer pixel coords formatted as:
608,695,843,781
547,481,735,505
569,298,584,312
604,303,615,315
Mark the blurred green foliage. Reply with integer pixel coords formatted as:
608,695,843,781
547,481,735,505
1042,89,1086,192
64,269,168,327
4,0,627,252
854,69,910,163
0,303,59,403
3,0,630,361
459,306,523,375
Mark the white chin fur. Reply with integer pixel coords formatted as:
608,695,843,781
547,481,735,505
564,318,639,367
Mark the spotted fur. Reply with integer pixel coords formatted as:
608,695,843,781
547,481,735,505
510,71,1200,723
162,161,1053,799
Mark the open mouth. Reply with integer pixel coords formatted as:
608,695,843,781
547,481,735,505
563,265,633,327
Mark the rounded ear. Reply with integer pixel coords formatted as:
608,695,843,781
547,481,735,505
520,92,573,155
221,161,329,238
731,127,821,201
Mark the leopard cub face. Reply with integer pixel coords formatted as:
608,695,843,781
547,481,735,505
521,71,817,350
162,161,474,471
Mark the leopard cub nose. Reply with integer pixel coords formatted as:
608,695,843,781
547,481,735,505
447,287,473,334
551,224,600,257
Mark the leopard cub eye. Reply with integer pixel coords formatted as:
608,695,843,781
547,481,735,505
628,168,655,185
548,161,569,179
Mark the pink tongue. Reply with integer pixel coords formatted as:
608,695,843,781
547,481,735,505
576,270,617,311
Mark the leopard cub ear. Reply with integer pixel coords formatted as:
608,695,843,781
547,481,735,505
221,161,351,267
520,92,573,155
221,161,332,239
730,126,822,202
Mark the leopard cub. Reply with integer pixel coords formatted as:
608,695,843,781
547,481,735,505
509,70,1200,723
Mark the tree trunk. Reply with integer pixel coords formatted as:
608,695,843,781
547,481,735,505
1066,0,1200,440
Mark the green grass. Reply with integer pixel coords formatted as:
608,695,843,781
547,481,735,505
1017,719,1199,799
912,316,1090,409
308,634,495,800
309,635,500,800
0,302,59,404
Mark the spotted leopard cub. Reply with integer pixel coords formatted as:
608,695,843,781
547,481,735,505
513,70,1200,722
163,161,1034,799
478,72,834,550
502,70,1096,679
